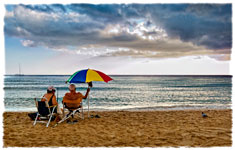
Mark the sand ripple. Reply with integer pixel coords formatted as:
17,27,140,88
3,109,232,147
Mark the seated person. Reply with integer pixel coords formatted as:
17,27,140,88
41,86,57,110
63,84,90,108
41,86,62,121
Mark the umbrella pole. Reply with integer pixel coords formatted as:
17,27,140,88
87,84,90,118
57,87,58,102
88,94,90,118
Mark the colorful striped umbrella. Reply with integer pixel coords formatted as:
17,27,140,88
66,69,113,83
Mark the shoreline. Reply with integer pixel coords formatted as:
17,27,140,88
4,108,232,113
3,109,232,147
4,105,231,112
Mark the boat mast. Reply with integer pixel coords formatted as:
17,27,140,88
19,63,21,75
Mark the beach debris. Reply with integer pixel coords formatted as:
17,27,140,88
67,119,78,124
73,120,78,123
95,115,101,118
28,112,38,120
202,112,208,118
90,114,101,118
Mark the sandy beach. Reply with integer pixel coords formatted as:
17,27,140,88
3,109,232,147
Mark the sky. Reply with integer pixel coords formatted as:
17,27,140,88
3,3,232,75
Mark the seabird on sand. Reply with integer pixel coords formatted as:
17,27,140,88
202,112,208,118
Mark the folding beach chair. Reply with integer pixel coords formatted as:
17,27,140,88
54,99,84,126
33,98,57,127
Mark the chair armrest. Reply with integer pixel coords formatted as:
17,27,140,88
49,105,57,108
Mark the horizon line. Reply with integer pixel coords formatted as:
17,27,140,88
4,74,233,77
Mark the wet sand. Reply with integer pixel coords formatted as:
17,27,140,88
3,109,232,147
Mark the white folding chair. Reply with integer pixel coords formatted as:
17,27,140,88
33,98,57,127
54,100,84,126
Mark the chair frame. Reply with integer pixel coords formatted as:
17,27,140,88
54,101,84,126
33,98,57,127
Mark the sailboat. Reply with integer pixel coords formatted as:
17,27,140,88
15,63,24,76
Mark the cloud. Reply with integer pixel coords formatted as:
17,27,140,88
147,4,232,50
4,4,232,61
21,40,36,47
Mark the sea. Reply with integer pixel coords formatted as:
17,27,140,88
3,75,232,112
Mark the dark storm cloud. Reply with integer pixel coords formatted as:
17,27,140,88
4,4,232,60
68,4,143,23
143,4,232,50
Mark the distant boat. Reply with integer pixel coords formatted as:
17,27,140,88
14,63,24,76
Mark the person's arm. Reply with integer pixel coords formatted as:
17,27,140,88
41,94,47,101
62,94,68,104
52,95,58,105
83,88,90,99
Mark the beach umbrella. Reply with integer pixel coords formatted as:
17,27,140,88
66,69,112,83
66,69,113,117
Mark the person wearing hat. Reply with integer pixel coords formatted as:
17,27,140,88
41,86,63,122
41,86,58,107
63,84,90,108
27,86,61,122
